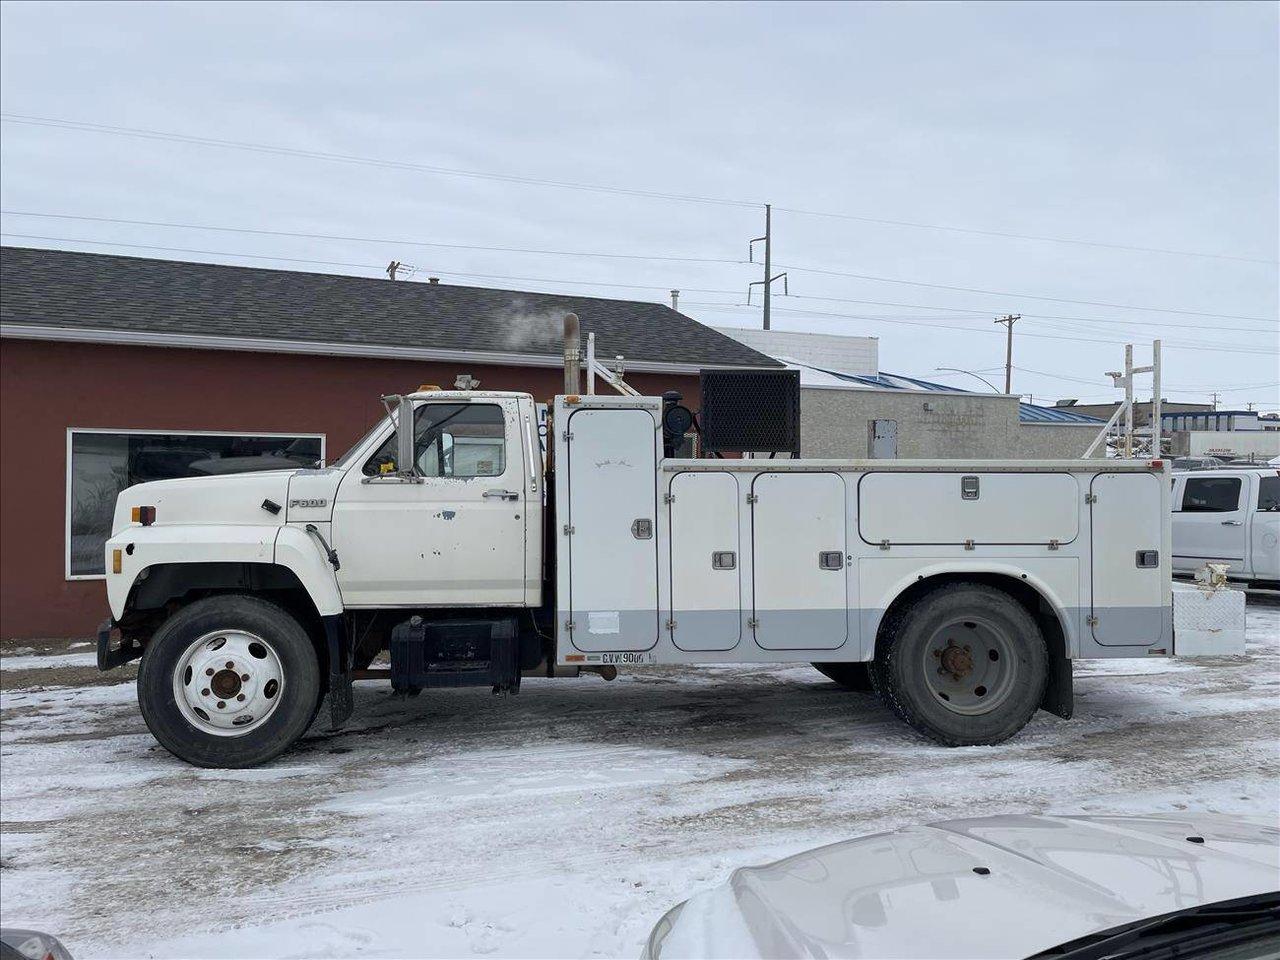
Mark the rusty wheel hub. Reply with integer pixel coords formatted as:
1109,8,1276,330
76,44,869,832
937,641,974,681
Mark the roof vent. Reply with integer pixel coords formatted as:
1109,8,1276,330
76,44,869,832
428,277,440,285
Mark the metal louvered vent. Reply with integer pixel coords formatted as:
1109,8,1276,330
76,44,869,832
698,368,801,456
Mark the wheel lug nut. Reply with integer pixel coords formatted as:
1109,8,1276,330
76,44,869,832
205,668,214,676
237,694,246,701
241,674,250,682
216,701,226,709
201,688,210,696
225,661,235,669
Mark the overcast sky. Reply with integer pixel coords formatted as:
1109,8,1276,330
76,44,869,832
2,1,1276,409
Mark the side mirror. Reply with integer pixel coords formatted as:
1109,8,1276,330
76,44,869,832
396,395,418,480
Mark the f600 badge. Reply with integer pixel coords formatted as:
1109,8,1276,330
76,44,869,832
289,498,328,509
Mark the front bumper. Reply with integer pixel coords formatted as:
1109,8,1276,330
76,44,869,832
96,618,144,671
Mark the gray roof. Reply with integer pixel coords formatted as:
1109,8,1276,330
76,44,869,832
795,363,1104,424
0,246,778,369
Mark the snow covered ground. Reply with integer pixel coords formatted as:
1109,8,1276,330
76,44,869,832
2,605,1277,959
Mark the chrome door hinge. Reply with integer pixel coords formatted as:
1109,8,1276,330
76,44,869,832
564,619,576,631
879,539,891,551
663,493,675,504
562,524,575,536
562,430,573,442
746,493,759,504
747,617,759,629
1086,615,1099,627
964,538,975,551
1048,539,1060,551
665,618,677,630
1085,493,1098,504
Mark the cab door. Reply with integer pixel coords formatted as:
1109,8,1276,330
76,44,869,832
1172,474,1247,575
332,399,526,606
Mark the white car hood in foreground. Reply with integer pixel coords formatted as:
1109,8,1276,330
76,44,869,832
646,814,1280,959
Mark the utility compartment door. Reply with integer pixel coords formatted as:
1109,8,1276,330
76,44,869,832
751,472,848,650
1090,472,1165,646
859,472,1079,546
566,407,659,652
669,471,741,651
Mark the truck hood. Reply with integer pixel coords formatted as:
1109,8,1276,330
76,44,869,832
646,814,1280,959
111,467,345,534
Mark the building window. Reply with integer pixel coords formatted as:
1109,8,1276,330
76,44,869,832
1180,476,1241,514
363,403,505,478
67,429,325,579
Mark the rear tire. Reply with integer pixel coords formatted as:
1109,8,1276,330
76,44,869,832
137,595,321,768
812,662,873,691
870,584,1047,746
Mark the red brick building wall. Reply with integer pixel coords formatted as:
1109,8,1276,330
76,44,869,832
0,338,701,639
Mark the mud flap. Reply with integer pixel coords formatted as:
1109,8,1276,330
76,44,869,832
1040,647,1073,720
97,619,143,671
324,614,354,729
489,617,521,695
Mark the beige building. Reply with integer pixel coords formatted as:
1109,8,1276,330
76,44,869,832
715,328,1105,460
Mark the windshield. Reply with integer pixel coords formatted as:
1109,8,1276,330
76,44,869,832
1031,891,1280,960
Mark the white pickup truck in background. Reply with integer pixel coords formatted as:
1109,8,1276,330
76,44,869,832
1172,468,1280,587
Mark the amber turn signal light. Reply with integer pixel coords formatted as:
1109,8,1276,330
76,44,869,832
111,549,122,574
131,505,156,525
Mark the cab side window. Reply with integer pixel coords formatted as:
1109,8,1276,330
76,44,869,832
1258,476,1280,512
363,403,506,478
1180,477,1241,513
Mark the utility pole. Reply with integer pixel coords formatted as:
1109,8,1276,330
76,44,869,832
749,204,787,330
994,314,1020,394
1211,391,1220,410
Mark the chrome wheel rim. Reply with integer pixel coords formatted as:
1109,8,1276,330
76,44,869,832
921,617,1017,716
172,630,284,737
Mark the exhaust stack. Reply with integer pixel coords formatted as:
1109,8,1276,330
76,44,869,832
563,312,581,395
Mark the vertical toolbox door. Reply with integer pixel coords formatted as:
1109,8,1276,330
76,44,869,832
1090,472,1165,646
566,407,659,652
669,471,742,651
751,471,849,651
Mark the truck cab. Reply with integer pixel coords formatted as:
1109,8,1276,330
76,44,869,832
1171,468,1280,586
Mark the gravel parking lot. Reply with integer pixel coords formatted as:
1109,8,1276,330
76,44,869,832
2,603,1277,959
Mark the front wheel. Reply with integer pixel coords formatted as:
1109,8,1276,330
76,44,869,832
137,595,321,768
870,584,1047,746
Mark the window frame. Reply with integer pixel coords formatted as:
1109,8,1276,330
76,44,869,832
361,401,508,481
1178,475,1243,514
1258,475,1280,513
65,427,326,581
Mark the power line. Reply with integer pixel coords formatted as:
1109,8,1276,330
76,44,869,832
784,293,1275,335
3,112,1274,265
0,114,759,209
3,209,1271,324
693,301,1279,356
772,260,1275,323
0,210,744,266
772,206,1276,266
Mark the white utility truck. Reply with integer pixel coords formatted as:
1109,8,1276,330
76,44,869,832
99,338,1200,768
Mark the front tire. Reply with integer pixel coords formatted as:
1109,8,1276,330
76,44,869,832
137,595,321,768
870,584,1047,746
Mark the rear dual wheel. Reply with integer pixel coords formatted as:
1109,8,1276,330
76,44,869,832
871,584,1047,746
137,595,321,768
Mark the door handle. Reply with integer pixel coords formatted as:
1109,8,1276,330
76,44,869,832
483,489,520,501
1221,520,1242,526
